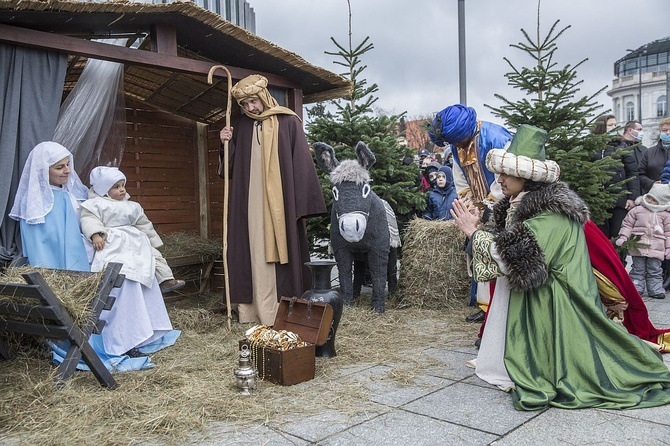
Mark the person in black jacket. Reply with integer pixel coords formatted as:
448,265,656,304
622,120,648,167
639,118,670,287
639,118,670,194
592,114,641,240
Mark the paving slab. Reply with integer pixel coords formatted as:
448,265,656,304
401,381,539,436
419,348,478,381
493,407,670,446
183,422,309,446
269,407,390,443
318,410,499,446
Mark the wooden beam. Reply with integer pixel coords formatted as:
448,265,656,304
150,23,177,56
196,122,209,238
0,23,301,90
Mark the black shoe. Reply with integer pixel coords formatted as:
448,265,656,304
474,338,481,349
465,309,485,323
124,348,143,358
650,293,666,299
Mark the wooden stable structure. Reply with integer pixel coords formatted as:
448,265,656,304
0,0,352,240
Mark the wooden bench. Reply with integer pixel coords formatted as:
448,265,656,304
0,262,125,389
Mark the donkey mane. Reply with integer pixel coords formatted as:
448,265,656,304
329,159,370,185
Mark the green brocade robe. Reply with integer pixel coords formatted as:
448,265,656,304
472,183,670,411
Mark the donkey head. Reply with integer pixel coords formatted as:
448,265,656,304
314,141,377,243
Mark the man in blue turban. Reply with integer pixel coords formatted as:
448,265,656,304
428,104,513,331
429,104,512,208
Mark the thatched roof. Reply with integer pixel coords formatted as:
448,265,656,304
0,0,352,123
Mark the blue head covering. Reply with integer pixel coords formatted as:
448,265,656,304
437,165,455,195
428,104,478,147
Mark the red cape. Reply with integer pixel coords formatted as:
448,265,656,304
584,220,670,348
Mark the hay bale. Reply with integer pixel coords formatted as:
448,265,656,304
158,233,223,287
394,218,470,309
158,232,222,260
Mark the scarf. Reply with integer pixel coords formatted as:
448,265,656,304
231,75,300,263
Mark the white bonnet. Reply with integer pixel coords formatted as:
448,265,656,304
89,166,126,196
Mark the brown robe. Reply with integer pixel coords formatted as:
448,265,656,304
221,114,326,304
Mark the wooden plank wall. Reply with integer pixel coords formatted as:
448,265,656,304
119,97,231,240
206,124,224,241
121,98,201,235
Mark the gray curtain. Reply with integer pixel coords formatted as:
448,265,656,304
0,43,67,262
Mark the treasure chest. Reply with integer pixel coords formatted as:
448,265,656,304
240,296,334,386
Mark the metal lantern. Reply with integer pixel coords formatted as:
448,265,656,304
234,344,257,395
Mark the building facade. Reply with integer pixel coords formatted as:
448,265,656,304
90,0,256,32
608,37,670,147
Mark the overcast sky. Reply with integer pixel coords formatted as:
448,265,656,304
250,0,668,126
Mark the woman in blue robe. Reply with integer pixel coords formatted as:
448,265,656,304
10,141,90,271
9,141,178,372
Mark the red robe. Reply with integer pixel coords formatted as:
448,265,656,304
222,114,326,304
583,220,670,350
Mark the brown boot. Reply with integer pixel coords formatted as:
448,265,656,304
160,279,186,294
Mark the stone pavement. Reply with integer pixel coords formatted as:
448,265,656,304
193,295,670,446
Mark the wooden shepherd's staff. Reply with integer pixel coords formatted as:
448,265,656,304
207,65,233,330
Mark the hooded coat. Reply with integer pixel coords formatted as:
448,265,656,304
617,193,670,261
471,181,670,410
424,167,457,220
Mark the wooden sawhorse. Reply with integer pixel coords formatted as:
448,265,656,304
0,262,124,389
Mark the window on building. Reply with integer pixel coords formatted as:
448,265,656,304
626,101,635,121
658,95,667,118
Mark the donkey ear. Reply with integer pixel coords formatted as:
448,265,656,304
313,142,340,173
355,141,376,170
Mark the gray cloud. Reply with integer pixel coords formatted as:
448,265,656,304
251,0,668,125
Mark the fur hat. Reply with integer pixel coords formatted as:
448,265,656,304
485,124,560,183
646,183,670,209
89,166,126,197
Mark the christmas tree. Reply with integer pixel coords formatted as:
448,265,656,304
305,33,424,256
486,15,627,224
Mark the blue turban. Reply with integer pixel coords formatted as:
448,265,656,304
428,104,477,147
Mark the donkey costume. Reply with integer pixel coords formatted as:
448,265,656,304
314,141,398,313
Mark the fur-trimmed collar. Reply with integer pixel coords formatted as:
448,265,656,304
487,182,590,291
491,182,589,230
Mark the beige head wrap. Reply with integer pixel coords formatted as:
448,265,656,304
230,75,299,263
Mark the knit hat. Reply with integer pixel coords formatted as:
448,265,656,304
646,183,670,209
485,124,561,183
418,149,431,159
89,166,126,197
